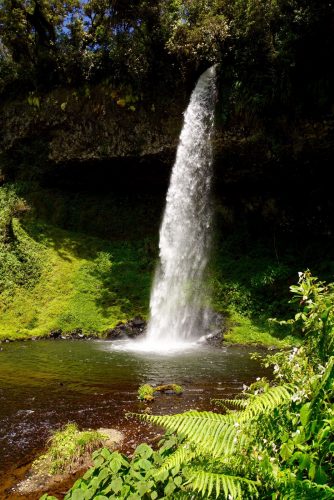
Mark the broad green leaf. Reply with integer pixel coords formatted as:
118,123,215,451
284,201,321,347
111,477,123,493
280,441,294,461
71,490,86,500
121,484,131,497
135,443,153,459
164,480,176,496
136,458,152,471
300,403,311,426
174,476,183,487
137,481,150,496
97,468,109,483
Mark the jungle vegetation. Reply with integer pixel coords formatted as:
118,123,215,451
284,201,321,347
0,0,333,120
0,3,333,497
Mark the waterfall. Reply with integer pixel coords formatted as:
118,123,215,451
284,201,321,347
146,65,217,346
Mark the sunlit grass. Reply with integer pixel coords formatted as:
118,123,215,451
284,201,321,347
224,310,300,347
32,423,107,474
0,220,151,339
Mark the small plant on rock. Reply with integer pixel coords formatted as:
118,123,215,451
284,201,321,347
138,384,155,401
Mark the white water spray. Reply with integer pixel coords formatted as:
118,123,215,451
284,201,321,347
144,66,217,348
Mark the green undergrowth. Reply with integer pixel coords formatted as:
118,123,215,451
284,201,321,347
1,186,325,347
0,217,152,340
223,311,300,348
208,229,329,347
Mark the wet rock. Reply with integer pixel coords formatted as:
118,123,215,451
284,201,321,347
105,317,147,340
49,329,62,339
203,311,226,346
132,317,146,328
68,328,84,339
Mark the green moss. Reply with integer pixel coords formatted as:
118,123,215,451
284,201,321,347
156,383,183,395
223,311,301,348
0,219,152,340
138,383,183,401
138,384,155,401
32,423,107,474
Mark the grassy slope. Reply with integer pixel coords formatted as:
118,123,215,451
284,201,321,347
0,220,152,339
223,311,299,347
0,216,299,347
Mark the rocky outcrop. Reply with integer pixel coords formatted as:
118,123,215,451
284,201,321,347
105,317,146,340
0,83,187,171
1,80,334,237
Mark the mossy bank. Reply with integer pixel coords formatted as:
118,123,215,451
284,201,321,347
0,183,310,348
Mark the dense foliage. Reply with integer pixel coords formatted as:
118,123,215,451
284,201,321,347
1,1,333,119
0,184,42,295
0,184,154,339
43,272,333,498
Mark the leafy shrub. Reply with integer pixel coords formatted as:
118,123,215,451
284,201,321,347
60,440,188,499
271,270,334,363
0,185,42,295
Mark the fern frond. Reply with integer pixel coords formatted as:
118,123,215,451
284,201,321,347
311,356,334,409
131,411,245,457
212,398,249,410
279,478,334,500
185,468,259,499
153,443,197,476
240,384,295,420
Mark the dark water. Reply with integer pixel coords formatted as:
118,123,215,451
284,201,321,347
0,340,269,496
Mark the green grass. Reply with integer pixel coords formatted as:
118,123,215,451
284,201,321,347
0,219,153,340
0,198,307,347
223,310,300,347
32,423,107,474
0,217,298,347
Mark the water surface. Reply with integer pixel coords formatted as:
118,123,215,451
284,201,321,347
0,340,269,496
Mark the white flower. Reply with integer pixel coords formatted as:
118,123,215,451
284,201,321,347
273,364,279,373
291,393,299,402
234,422,240,428
256,377,261,381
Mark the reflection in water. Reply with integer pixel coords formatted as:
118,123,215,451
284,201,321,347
0,340,269,493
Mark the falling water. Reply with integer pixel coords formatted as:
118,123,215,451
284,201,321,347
145,65,217,347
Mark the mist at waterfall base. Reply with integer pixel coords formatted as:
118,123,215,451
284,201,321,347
113,66,217,354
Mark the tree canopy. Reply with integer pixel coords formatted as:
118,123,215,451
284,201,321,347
0,1,333,118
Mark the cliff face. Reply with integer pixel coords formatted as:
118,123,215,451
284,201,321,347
0,83,188,175
1,82,334,239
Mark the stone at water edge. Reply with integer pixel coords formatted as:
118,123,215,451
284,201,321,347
15,428,124,495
